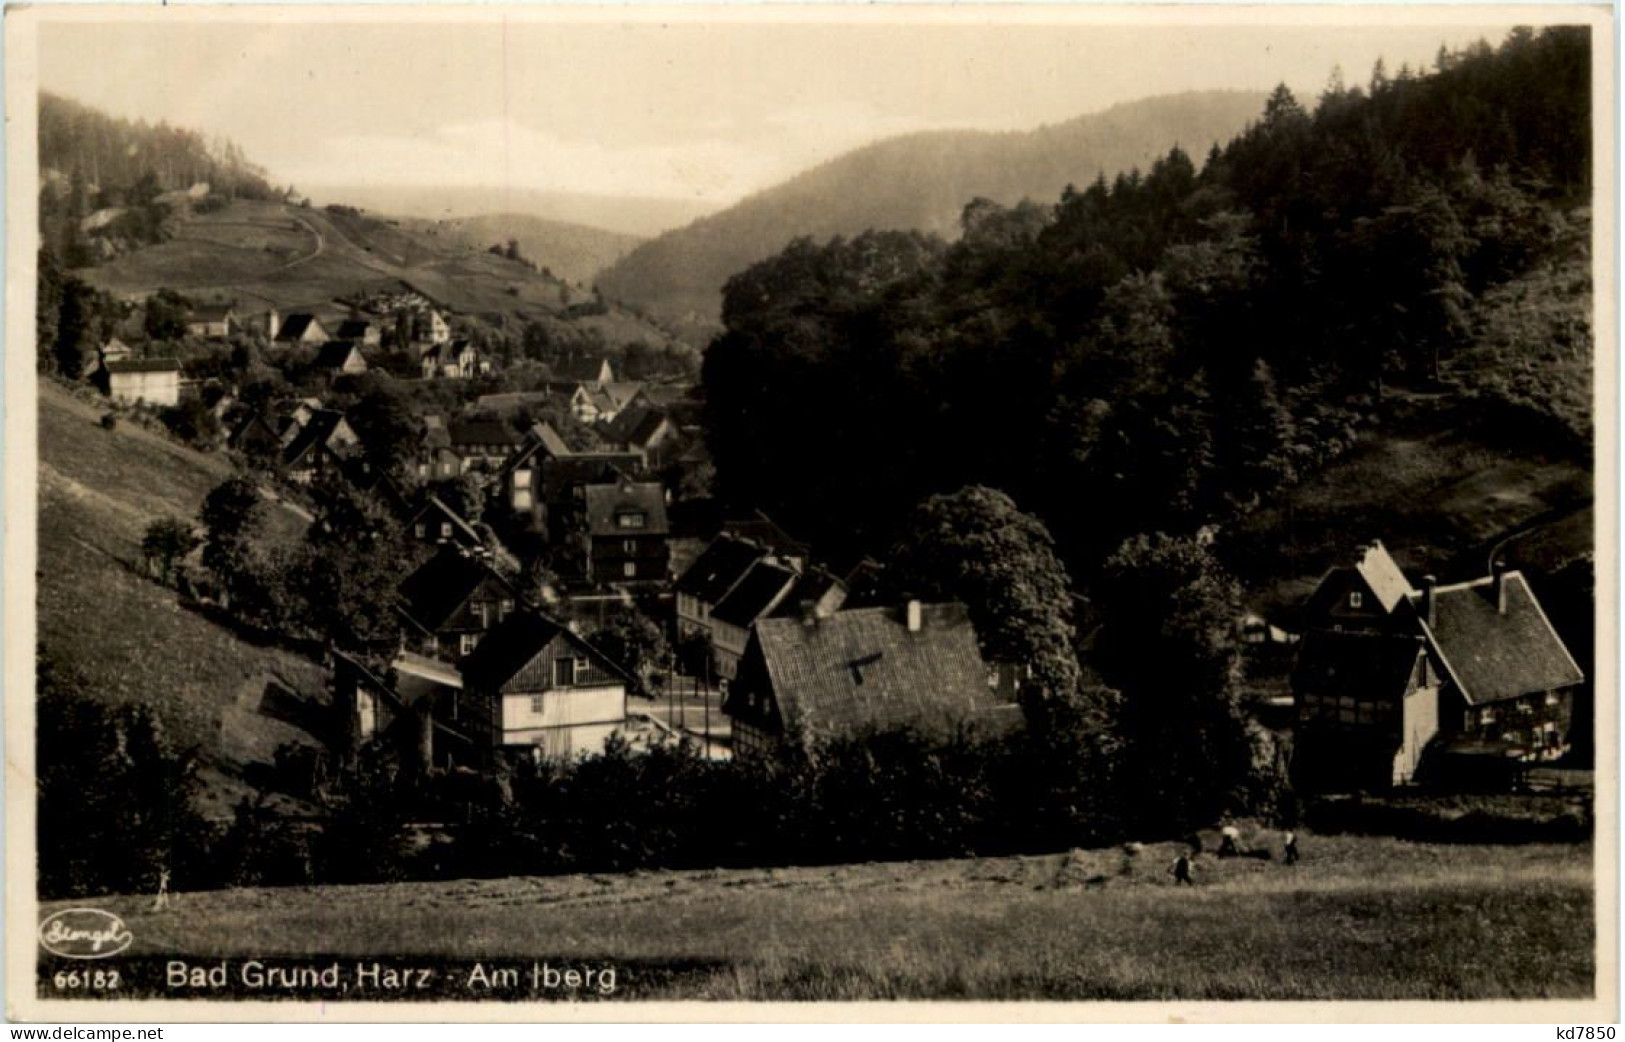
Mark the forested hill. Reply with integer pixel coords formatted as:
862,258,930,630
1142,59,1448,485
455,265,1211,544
596,91,1268,337
39,91,283,264
701,26,1593,584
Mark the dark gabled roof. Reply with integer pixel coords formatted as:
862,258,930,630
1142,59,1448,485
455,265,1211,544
281,409,351,467
1416,573,1584,706
496,422,573,479
335,319,374,339
711,560,799,628
274,313,325,341
409,494,484,545
105,358,182,374
740,603,1005,744
459,611,631,691
608,406,670,448
584,481,668,538
447,418,520,448
1291,630,1426,700
399,550,515,633
315,341,363,368
674,534,764,602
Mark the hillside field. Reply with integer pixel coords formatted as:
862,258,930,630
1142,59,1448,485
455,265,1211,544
36,380,330,817
39,833,1592,1001
77,199,679,348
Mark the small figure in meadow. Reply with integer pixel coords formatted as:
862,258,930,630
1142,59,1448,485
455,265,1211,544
1170,852,1196,886
1283,831,1299,866
151,866,171,911
1219,824,1243,858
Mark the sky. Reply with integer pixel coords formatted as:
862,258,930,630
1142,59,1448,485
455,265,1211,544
37,11,1532,212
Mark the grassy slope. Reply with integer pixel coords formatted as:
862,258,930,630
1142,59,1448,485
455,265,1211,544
37,381,328,817
1232,227,1595,615
49,834,1592,1000
395,213,643,287
78,200,677,346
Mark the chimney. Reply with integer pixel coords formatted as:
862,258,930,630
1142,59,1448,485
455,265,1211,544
1492,558,1510,615
1420,575,1437,626
906,599,922,633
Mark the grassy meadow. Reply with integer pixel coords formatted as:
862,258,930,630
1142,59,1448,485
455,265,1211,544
49,834,1593,1001
36,381,328,816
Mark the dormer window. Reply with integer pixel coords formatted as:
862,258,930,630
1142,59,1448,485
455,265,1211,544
1348,591,1363,609
617,512,647,529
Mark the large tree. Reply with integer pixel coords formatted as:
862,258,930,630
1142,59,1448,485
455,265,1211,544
888,486,1080,710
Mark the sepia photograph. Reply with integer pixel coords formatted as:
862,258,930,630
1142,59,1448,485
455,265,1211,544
3,3,1615,1022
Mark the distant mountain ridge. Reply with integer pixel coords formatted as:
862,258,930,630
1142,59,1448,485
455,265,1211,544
304,185,714,240
596,91,1270,335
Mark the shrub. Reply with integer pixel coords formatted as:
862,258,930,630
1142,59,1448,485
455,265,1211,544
100,412,117,430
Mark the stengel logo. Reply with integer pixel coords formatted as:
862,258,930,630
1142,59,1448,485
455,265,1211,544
38,908,133,959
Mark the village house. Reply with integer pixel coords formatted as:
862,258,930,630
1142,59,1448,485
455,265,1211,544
419,338,484,380
447,417,523,474
407,494,487,554
99,336,134,364
604,406,678,465
398,547,520,662
105,357,181,407
273,313,332,346
723,601,1020,760
582,478,670,584
186,303,237,339
335,318,383,347
314,341,369,376
495,422,574,513
426,309,452,345
674,531,844,681
281,408,361,483
459,611,633,762
227,410,285,460
1291,540,1584,790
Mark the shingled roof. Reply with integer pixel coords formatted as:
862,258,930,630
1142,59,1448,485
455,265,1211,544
740,603,1010,745
274,313,326,342
675,534,764,602
1415,572,1584,706
314,341,364,370
711,560,798,628
281,409,353,467
399,550,514,634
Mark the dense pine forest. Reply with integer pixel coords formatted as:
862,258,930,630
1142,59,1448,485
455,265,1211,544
702,27,1591,575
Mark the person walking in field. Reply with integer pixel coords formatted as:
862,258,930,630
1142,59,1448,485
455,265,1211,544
1170,851,1196,886
1282,831,1299,866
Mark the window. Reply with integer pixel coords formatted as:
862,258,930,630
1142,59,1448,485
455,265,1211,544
1480,707,1498,725
1545,691,1561,707
531,695,545,715
1517,700,1533,715
499,598,514,619
414,523,426,538
617,512,646,529
440,522,452,539
474,602,489,628
623,562,637,578
460,633,478,656
1348,591,1363,609
623,539,637,553
554,657,576,687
